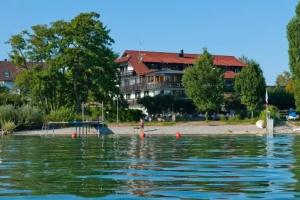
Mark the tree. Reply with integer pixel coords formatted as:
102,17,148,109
276,71,291,87
287,3,300,111
287,2,300,112
234,58,266,118
268,87,295,110
182,49,224,120
8,12,119,113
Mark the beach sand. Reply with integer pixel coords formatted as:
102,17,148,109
13,122,297,136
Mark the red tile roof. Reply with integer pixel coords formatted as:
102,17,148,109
224,71,236,79
116,50,246,76
0,61,18,81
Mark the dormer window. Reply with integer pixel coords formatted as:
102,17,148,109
3,71,10,78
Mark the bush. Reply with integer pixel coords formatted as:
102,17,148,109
2,121,16,134
17,105,43,126
259,105,280,126
0,105,17,125
46,107,75,122
119,109,145,122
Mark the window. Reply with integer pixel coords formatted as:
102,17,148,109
234,68,241,73
144,91,149,96
126,94,130,99
135,92,141,99
3,71,10,78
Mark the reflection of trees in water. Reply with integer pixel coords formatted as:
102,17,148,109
0,136,122,197
0,135,298,198
292,136,300,194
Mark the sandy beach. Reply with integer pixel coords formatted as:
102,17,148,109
13,122,298,136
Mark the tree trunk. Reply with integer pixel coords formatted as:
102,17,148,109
251,110,254,119
205,111,208,121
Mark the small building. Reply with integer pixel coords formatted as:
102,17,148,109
116,50,246,107
0,60,18,90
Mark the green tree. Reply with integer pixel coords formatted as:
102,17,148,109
287,3,300,111
276,71,291,87
234,58,266,118
268,87,295,110
182,49,224,120
8,12,119,113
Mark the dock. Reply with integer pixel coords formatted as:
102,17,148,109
42,121,112,136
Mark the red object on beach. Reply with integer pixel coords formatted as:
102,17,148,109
140,131,145,138
72,133,77,139
176,131,181,139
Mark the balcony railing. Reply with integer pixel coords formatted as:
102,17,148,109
120,82,183,93
120,71,134,77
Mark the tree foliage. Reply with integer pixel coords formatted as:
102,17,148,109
182,49,224,119
287,2,300,111
268,87,295,110
234,58,266,118
8,12,119,113
138,95,196,115
276,71,291,87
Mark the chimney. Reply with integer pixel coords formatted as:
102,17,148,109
179,49,184,57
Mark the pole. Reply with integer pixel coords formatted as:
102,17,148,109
117,96,119,124
81,103,84,122
102,101,104,123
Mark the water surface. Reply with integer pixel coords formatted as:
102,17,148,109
0,134,299,199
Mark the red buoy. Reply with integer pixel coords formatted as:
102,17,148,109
72,132,77,139
140,131,145,138
176,131,181,139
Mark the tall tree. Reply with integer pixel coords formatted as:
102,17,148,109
234,58,266,118
276,71,291,87
8,12,119,113
182,49,224,120
287,2,300,111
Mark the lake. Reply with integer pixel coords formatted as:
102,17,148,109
0,134,299,199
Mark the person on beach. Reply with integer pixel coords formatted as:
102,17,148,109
139,118,144,130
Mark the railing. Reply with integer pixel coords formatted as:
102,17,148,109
120,71,134,77
120,82,183,93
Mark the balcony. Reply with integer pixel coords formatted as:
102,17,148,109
120,70,134,77
120,82,183,93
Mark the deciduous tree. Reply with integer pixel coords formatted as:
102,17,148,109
234,58,266,118
182,49,224,120
9,12,119,113
287,2,300,111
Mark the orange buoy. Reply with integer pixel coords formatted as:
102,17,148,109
176,131,181,139
72,132,77,139
140,131,145,138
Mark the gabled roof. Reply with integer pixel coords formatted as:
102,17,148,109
0,61,18,81
116,50,246,75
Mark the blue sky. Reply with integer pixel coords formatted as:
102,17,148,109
0,0,298,84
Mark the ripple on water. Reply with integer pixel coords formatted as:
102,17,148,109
0,134,298,199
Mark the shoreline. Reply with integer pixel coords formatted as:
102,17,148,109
13,122,298,136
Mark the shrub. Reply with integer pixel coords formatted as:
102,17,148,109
17,105,43,126
259,105,280,126
46,107,75,122
2,121,16,134
0,105,17,125
120,109,145,122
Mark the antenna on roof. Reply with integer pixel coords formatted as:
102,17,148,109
138,41,143,63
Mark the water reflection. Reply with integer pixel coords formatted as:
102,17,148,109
0,134,298,199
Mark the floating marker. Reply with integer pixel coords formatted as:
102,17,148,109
176,131,181,139
72,132,77,139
